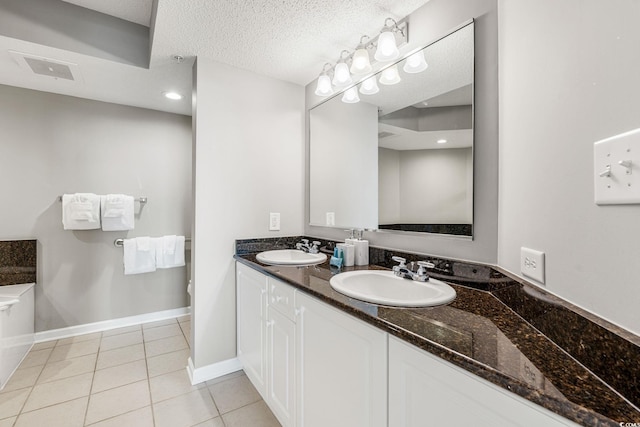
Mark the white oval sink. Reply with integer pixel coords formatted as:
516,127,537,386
329,270,456,307
256,249,327,266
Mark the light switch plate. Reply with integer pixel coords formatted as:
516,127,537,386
326,212,335,226
594,128,640,205
521,247,545,284
269,212,280,231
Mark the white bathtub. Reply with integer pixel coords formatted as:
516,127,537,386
0,283,35,390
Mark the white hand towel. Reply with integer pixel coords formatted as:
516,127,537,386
123,237,156,275
164,235,177,255
156,235,185,269
101,194,135,231
62,193,101,230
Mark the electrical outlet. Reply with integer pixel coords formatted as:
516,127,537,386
269,212,280,231
520,247,545,284
326,212,335,226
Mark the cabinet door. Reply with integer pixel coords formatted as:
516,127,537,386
267,306,296,427
388,336,579,427
296,292,387,427
236,264,267,398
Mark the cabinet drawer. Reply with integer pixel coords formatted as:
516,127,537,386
267,277,296,321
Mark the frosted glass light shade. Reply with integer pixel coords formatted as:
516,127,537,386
350,48,372,74
359,76,379,95
403,50,428,73
332,62,352,87
374,31,400,62
379,65,401,85
342,87,360,103
315,74,334,96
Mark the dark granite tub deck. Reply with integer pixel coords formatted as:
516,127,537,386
0,240,37,286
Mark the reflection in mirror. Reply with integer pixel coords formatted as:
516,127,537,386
309,22,474,236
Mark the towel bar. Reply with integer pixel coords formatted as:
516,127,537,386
58,195,148,204
114,237,191,247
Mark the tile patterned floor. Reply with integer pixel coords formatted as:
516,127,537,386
0,316,280,427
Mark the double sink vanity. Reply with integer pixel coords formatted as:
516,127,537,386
234,237,640,427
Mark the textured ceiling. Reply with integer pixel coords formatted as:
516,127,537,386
0,0,432,115
151,0,431,85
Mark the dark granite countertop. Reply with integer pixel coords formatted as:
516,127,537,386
234,237,640,427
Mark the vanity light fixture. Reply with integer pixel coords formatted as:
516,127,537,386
342,87,360,103
350,36,372,75
315,63,334,96
374,18,404,62
162,91,183,100
313,17,408,98
403,50,428,73
332,51,353,87
379,65,401,85
359,75,380,95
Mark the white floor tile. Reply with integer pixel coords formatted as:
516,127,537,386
14,396,88,427
153,389,219,427
92,359,148,394
85,405,154,427
37,353,97,384
85,380,150,425
22,372,93,412
96,343,145,370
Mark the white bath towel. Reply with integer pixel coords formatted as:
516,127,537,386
123,237,156,275
155,235,186,269
101,194,135,231
62,193,101,230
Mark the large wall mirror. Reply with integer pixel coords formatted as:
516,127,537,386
309,21,474,237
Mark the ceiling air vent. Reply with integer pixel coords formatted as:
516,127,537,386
378,131,395,139
24,57,74,80
9,51,82,83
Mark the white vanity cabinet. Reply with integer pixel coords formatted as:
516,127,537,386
266,277,297,427
236,264,268,397
295,291,387,427
388,336,580,427
237,264,297,427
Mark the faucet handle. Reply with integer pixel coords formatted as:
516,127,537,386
312,241,321,246
392,256,407,268
301,238,309,244
416,261,435,276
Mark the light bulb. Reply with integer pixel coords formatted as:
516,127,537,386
163,91,183,100
342,87,360,103
379,65,401,85
359,76,379,95
437,139,447,144
350,48,372,74
403,50,428,73
374,31,399,62
332,62,352,87
315,74,334,96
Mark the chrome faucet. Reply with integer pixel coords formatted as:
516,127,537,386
392,256,435,282
296,239,321,254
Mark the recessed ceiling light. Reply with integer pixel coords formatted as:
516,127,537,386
163,91,183,100
437,139,447,144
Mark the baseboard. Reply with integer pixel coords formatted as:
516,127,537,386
187,356,243,385
35,306,191,343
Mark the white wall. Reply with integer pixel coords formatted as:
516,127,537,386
310,99,378,228
378,148,401,224
191,58,305,369
399,148,472,224
0,84,192,332
306,0,498,264
498,0,640,335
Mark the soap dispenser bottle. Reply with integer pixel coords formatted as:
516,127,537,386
353,229,369,266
